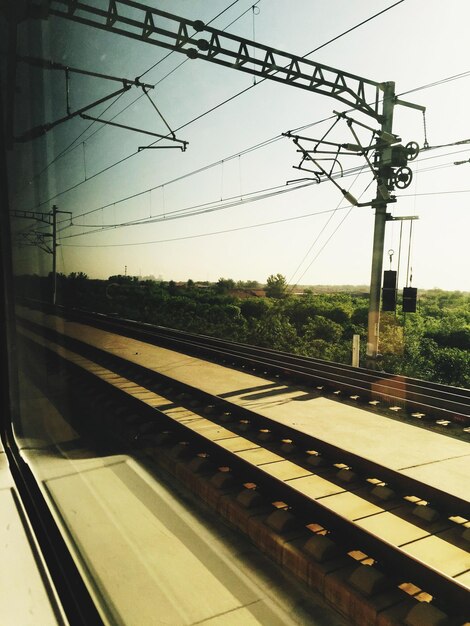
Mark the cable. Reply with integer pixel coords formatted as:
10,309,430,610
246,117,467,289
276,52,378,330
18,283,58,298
51,133,282,227
303,0,405,56
287,161,367,290
290,178,375,288
30,140,470,245
46,142,470,242
55,145,376,238
68,180,302,229
60,205,350,247
59,180,318,240
398,188,470,197
399,70,470,96
26,0,406,212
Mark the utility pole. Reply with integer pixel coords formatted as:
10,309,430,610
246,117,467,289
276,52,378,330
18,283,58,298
366,82,395,368
49,205,71,305
52,204,57,304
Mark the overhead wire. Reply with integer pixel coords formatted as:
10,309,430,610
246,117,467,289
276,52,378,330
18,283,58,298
58,180,319,240
399,70,470,96
56,146,384,240
289,177,376,289
60,205,351,248
48,141,470,247
53,133,470,234
28,137,470,244
50,116,332,229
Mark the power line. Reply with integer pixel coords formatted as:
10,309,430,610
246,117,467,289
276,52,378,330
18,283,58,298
398,188,470,197
48,140,470,243
293,206,356,286
56,149,381,240
60,205,350,248
399,70,470,96
51,133,284,228
30,139,470,245
49,114,337,229
25,0,407,212
59,179,318,240
288,179,376,289
287,159,369,290
303,0,405,56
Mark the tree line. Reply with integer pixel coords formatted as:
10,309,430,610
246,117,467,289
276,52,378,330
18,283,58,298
16,272,470,388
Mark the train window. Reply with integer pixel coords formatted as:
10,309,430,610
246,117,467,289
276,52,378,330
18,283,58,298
2,2,469,625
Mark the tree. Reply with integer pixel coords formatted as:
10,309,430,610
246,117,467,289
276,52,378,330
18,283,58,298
215,277,235,294
240,297,272,320
68,271,88,280
265,273,287,299
301,316,343,343
252,312,298,351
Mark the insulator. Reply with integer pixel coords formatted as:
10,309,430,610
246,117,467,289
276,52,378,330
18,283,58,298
342,190,358,206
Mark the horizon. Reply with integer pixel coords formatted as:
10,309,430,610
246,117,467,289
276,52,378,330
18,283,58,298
20,271,470,295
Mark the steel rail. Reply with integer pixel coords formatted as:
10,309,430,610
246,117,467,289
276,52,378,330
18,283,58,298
19,327,470,612
60,306,470,422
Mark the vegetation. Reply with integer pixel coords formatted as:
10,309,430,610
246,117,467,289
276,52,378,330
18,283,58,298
16,273,470,388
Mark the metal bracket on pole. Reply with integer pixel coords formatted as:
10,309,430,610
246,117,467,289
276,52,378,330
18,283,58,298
14,56,156,142
387,215,419,222
10,209,53,224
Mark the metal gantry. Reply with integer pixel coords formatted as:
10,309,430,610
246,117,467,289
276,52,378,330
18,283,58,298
11,206,72,303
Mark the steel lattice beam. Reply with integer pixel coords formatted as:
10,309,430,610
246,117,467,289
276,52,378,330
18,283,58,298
47,0,384,120
10,209,53,224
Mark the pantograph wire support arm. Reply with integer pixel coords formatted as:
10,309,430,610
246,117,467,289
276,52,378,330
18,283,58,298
283,107,421,207
14,79,132,142
15,54,188,148
46,0,386,120
16,54,155,89
15,230,53,253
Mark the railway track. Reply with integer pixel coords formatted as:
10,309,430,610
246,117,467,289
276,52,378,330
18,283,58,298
17,308,470,625
21,300,470,425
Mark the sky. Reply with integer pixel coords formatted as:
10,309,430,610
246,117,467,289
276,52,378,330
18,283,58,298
9,0,470,291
